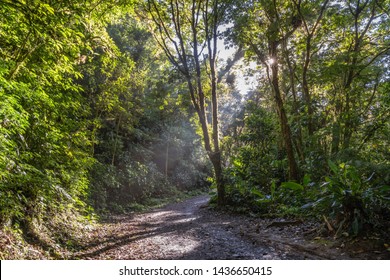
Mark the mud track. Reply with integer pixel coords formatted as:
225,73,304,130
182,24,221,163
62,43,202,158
73,195,387,260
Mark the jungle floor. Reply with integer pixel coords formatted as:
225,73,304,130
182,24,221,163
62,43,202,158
70,195,389,260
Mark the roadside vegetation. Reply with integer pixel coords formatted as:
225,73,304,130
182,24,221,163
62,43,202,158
1,0,389,259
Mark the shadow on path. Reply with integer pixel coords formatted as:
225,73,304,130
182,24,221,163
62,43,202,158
73,195,333,260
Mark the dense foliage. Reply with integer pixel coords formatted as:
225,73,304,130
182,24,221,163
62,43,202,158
0,0,102,243
0,0,389,258
78,16,210,213
0,0,209,256
221,0,390,235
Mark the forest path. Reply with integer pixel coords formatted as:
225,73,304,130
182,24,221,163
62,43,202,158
73,195,347,260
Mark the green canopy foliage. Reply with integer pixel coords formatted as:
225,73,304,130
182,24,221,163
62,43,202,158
0,0,389,257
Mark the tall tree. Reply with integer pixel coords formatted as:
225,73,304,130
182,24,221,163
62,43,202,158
145,0,229,205
230,0,301,180
292,0,330,137
326,0,390,152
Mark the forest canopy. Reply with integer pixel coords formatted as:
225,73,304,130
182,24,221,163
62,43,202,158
0,0,389,258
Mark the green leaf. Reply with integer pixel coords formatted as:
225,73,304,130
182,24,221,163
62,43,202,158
303,174,311,187
281,182,304,191
255,198,272,204
327,160,339,174
374,185,390,194
251,188,264,198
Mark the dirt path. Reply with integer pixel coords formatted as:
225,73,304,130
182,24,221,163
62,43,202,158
73,195,388,260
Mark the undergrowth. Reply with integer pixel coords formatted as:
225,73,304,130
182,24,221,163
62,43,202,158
0,208,95,260
217,160,390,238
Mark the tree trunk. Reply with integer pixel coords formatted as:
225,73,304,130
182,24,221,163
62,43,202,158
165,138,169,178
302,37,314,136
270,42,300,181
147,0,226,205
210,152,225,206
208,1,225,205
283,39,305,161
